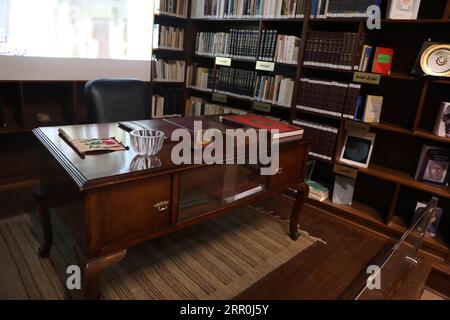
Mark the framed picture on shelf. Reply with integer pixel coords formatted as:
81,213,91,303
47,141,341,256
339,130,376,168
415,145,450,187
386,0,422,20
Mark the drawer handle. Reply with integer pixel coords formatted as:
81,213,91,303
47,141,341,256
153,200,170,214
277,167,284,175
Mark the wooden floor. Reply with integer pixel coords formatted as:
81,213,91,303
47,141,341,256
235,196,450,300
1,187,448,300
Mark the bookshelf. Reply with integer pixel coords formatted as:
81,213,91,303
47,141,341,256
181,0,450,262
0,0,449,262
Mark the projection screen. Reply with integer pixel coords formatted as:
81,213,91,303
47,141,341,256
0,0,154,81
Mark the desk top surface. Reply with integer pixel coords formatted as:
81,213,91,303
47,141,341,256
33,117,307,191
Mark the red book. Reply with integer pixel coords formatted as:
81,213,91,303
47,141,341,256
371,47,394,75
221,114,304,139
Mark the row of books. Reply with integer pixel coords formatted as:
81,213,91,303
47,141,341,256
274,34,301,64
151,59,185,82
191,0,304,19
293,120,338,161
195,30,260,60
304,31,365,71
152,25,184,51
195,29,301,64
310,0,381,18
258,30,278,61
151,88,184,118
154,0,188,17
185,96,248,117
297,78,361,119
186,65,215,90
254,75,295,107
217,67,258,97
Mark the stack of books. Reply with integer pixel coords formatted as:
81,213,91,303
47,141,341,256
186,97,248,117
275,35,301,64
153,25,184,51
217,68,257,98
186,65,215,91
191,0,299,19
304,31,366,71
151,59,185,82
195,30,260,60
293,120,338,161
254,75,295,107
306,180,329,202
154,0,187,17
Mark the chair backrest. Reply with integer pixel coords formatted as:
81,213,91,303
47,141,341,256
84,78,150,123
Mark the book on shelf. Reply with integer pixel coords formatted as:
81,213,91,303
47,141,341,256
258,30,278,61
217,67,257,98
151,59,185,82
362,95,383,123
386,0,422,20
304,31,366,71
222,114,304,139
343,83,361,119
293,119,338,161
254,75,295,107
275,34,301,64
297,77,359,119
155,0,188,17
415,145,450,187
186,65,215,90
186,96,248,117
153,24,184,51
318,0,382,18
332,174,355,205
413,201,443,238
371,47,394,75
358,45,373,72
433,102,450,139
191,0,299,19
152,87,184,118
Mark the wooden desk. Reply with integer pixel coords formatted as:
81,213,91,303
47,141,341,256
33,117,310,299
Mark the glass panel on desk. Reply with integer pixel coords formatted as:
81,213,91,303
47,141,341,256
178,164,268,223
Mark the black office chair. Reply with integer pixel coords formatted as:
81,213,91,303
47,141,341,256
84,78,150,123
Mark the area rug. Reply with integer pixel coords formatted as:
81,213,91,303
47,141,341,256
0,206,319,300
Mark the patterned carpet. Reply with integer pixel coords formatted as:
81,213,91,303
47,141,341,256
0,206,318,300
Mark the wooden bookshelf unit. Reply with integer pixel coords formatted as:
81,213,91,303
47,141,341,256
0,0,449,262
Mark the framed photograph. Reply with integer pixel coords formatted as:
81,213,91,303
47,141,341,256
339,130,376,168
415,145,450,187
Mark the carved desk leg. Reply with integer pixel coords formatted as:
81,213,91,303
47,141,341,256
289,182,310,241
34,185,52,258
83,249,127,300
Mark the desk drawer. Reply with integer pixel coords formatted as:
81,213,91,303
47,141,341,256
91,175,172,245
270,146,306,189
